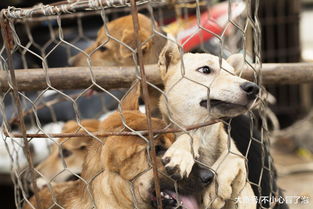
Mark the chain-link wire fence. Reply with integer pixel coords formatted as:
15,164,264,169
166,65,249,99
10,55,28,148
0,0,285,209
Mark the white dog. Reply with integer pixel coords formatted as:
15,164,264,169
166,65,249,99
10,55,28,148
158,41,259,209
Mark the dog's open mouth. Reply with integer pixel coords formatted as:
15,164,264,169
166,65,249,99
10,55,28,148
151,190,199,209
200,99,245,109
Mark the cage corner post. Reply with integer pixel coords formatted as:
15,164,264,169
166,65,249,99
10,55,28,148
0,10,43,209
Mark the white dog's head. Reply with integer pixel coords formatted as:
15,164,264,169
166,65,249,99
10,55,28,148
158,41,260,126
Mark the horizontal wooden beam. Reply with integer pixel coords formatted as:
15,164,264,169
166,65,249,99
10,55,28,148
241,63,313,85
0,65,162,92
1,63,313,92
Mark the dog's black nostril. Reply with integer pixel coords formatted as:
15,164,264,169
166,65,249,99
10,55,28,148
240,82,260,100
199,169,214,185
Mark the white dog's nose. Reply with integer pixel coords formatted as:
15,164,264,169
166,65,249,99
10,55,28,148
240,82,260,100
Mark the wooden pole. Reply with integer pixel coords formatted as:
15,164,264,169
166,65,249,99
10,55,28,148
1,63,313,92
242,63,313,85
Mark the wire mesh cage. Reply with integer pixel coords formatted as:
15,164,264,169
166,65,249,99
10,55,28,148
0,0,285,209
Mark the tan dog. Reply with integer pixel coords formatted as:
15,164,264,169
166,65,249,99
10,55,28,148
70,14,167,114
69,14,166,67
158,41,258,209
24,83,215,209
35,119,100,188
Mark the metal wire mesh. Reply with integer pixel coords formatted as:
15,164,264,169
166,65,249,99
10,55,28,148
0,0,281,209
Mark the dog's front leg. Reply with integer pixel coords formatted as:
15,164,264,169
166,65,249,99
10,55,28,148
162,134,200,179
203,150,250,209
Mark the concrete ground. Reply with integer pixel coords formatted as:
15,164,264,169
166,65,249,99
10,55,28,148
272,148,313,209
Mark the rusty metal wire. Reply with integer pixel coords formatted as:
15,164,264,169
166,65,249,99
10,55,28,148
0,0,283,209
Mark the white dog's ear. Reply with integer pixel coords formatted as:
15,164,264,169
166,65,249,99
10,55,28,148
158,40,181,80
227,53,245,75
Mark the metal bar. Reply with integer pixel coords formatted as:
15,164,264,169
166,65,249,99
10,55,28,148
1,0,202,21
130,1,162,208
12,4,151,23
11,0,171,23
1,63,313,92
1,0,151,19
0,12,43,209
14,10,100,23
4,119,220,138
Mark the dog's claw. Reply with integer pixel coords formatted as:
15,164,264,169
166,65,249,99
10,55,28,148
171,173,182,181
166,165,179,176
162,157,171,166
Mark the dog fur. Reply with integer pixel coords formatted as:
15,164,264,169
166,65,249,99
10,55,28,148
24,83,170,209
35,119,100,188
24,83,215,209
158,41,259,209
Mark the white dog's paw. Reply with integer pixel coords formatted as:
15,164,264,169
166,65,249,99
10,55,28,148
204,155,247,209
36,177,48,189
204,178,233,209
36,177,56,190
162,147,194,179
204,189,225,209
161,134,200,179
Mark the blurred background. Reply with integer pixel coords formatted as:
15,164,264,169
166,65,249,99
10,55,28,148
1,0,313,208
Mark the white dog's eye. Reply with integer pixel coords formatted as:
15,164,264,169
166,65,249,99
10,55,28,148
197,66,212,74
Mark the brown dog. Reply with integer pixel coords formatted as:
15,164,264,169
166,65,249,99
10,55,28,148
24,82,215,209
70,14,166,67
70,14,167,115
35,119,100,188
